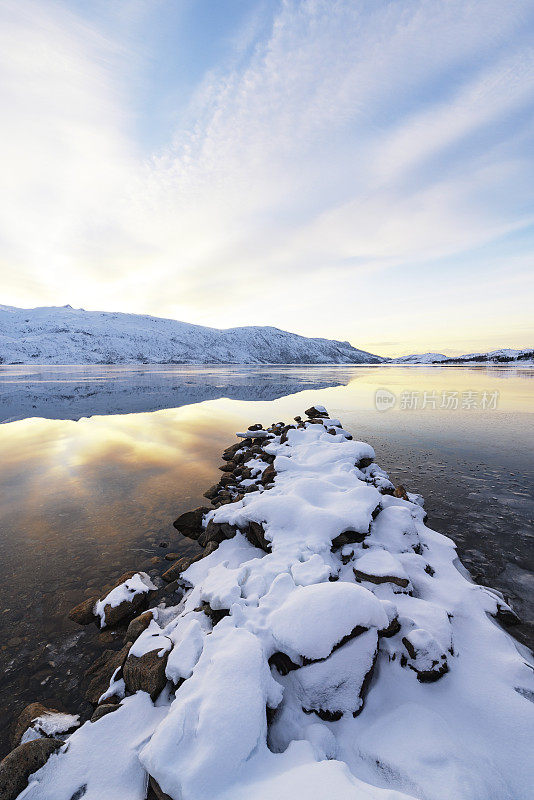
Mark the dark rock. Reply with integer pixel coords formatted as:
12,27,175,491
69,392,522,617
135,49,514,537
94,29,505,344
402,633,449,682
219,474,234,486
125,610,154,642
495,603,521,626
219,462,236,472
195,601,230,625
84,644,131,705
148,775,173,800
98,571,153,628
0,738,62,800
221,442,243,461
260,465,276,486
248,423,263,431
11,702,62,748
161,555,197,583
378,617,401,638
331,529,367,549
197,521,238,548
90,704,118,723
123,649,169,700
269,652,299,675
172,507,210,539
158,541,168,548
68,596,98,626
357,457,374,469
393,485,409,500
203,484,220,500
244,520,270,552
305,406,329,419
353,568,410,589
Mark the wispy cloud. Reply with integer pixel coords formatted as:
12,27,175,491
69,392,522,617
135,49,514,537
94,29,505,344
1,0,533,353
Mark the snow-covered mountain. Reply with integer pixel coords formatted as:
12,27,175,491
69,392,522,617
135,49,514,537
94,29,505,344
391,348,533,364
0,305,384,365
391,352,448,364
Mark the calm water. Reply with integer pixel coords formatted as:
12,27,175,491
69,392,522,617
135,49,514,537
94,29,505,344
0,365,532,755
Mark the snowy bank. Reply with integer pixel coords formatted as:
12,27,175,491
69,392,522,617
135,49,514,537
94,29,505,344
1,406,533,800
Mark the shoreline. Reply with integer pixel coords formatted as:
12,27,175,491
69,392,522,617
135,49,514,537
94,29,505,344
1,405,532,800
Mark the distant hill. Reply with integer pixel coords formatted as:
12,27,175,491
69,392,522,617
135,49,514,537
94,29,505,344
391,348,534,364
0,305,384,365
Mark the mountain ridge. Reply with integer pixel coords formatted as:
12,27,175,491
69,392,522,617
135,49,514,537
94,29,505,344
0,305,384,365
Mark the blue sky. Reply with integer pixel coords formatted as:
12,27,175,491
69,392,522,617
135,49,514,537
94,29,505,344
1,0,533,355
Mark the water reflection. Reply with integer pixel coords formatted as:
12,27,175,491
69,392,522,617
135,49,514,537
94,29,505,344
0,365,532,755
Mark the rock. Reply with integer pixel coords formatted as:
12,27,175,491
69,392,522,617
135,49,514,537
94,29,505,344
260,465,276,485
0,738,62,800
148,775,173,800
221,442,243,461
495,602,521,626
84,644,131,704
305,405,329,419
197,521,238,548
68,596,98,625
125,610,154,642
123,649,169,700
149,557,161,565
172,507,210,539
219,462,236,472
90,704,118,723
248,423,264,431
393,485,409,500
11,703,61,748
245,520,270,552
161,556,195,583
203,484,220,500
97,571,155,628
402,630,449,682
331,530,367,549
164,552,181,561
353,568,410,589
219,474,234,486
357,457,374,468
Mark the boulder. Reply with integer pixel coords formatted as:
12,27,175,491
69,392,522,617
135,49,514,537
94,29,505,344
244,521,270,552
125,610,154,642
90,703,118,723
84,643,131,704
173,508,210,543
148,775,173,800
393,485,409,500
221,441,243,461
402,629,449,682
11,703,68,748
96,572,156,628
260,465,276,486
123,649,169,700
203,484,220,500
218,462,235,472
162,555,198,583
197,521,238,548
0,738,62,800
305,405,329,419
68,595,98,626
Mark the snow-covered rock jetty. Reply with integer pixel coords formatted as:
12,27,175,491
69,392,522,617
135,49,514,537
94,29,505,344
2,406,533,800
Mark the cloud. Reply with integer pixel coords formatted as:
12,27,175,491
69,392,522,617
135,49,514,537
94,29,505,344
1,0,533,349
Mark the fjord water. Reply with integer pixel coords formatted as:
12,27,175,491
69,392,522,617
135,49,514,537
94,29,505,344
0,365,532,754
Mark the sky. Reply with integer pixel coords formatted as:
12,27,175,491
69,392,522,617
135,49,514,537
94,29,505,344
1,0,533,357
